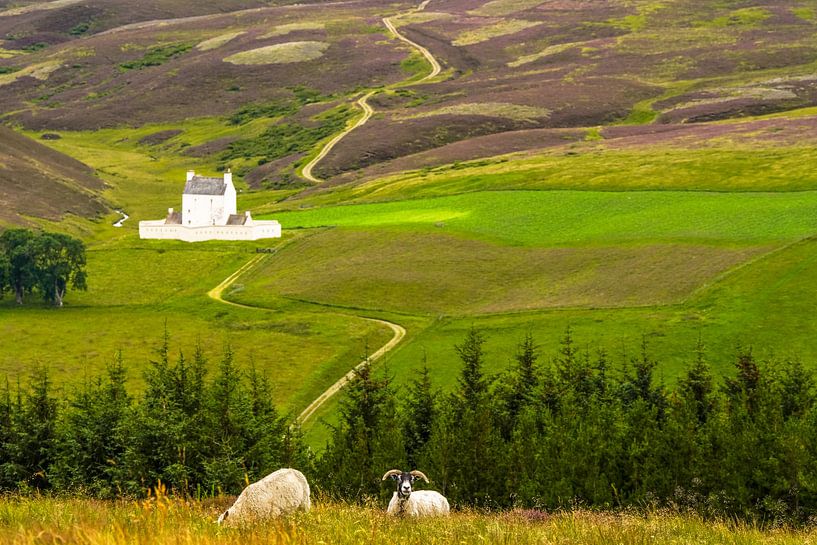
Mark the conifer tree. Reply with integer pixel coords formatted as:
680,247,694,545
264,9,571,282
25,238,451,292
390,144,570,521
509,332,538,417
53,352,131,495
0,377,19,489
778,359,814,420
678,338,716,424
455,326,487,406
443,328,507,506
402,361,436,468
17,366,58,490
317,360,404,501
555,326,594,398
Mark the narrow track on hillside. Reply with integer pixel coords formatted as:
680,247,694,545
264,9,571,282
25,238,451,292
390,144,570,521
207,254,407,424
301,91,375,184
299,0,442,183
296,317,405,424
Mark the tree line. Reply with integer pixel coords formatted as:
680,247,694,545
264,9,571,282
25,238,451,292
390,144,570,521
0,331,308,497
0,228,87,306
319,328,817,525
3,328,817,525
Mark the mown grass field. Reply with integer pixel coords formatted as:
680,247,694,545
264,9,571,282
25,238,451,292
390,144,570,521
1,497,815,545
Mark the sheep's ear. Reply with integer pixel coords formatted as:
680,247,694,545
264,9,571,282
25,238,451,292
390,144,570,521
390,474,400,481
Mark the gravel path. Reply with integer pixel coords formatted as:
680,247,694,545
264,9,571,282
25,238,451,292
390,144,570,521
207,254,407,425
299,0,442,183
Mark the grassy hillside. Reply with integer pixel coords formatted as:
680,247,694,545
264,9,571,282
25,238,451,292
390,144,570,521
1,498,815,545
0,127,108,226
234,186,817,377
0,234,391,418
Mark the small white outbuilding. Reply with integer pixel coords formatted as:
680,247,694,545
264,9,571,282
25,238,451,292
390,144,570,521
139,170,281,242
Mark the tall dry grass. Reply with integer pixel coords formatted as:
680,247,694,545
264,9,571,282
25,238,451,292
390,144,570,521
1,492,817,545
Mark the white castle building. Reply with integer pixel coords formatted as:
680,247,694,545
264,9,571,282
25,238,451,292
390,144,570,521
139,170,281,242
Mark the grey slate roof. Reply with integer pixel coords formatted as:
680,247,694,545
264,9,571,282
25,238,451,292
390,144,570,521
226,214,247,225
184,176,226,195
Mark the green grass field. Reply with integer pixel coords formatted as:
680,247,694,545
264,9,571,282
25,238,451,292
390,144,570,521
268,190,817,245
283,145,817,209
0,233,391,421
233,186,817,440
14,114,817,449
1,497,814,545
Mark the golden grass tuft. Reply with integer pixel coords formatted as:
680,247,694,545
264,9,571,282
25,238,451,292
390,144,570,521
403,102,551,121
223,41,329,65
468,0,546,17
453,19,542,46
260,22,326,39
196,32,245,52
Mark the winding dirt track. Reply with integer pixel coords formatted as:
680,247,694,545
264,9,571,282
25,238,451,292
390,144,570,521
296,317,405,424
301,92,374,184
207,254,406,424
209,2,439,422
383,10,442,83
299,0,442,184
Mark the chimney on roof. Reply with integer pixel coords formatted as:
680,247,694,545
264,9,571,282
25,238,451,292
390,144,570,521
186,170,195,182
224,168,233,187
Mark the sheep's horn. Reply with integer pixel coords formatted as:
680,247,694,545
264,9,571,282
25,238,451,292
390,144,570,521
382,469,403,481
410,470,430,483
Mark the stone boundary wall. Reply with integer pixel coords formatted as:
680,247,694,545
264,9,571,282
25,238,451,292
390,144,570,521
139,220,281,242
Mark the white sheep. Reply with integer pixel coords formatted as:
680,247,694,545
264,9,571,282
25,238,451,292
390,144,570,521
382,469,450,516
217,468,310,526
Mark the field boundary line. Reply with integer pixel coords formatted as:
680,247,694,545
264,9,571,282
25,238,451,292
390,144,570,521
207,252,407,424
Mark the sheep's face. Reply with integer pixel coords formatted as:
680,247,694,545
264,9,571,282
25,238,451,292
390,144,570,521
390,472,416,499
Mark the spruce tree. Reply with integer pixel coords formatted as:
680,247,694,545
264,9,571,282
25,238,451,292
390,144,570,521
317,360,404,501
455,326,487,407
402,362,436,468
17,366,58,490
0,377,19,489
53,352,131,495
508,332,539,417
678,338,716,424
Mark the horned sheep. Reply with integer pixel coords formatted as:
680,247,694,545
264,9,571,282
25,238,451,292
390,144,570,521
382,469,450,516
217,468,310,526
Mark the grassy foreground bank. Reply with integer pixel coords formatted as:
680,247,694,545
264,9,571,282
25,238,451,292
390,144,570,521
0,497,815,545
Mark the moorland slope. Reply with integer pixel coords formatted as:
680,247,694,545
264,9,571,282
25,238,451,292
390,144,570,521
0,126,108,225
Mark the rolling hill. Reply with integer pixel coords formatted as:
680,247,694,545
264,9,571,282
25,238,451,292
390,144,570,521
0,126,108,225
1,0,817,448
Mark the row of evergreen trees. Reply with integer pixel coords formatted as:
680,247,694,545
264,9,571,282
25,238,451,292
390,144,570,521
3,327,817,524
0,332,307,497
319,328,817,524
